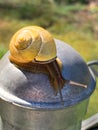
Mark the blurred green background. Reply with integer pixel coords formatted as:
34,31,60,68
0,0,98,119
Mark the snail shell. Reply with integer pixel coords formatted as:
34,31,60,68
9,26,57,63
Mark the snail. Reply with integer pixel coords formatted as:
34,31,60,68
9,26,87,104
9,26,65,103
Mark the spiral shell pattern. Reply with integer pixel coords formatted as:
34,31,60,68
9,26,57,63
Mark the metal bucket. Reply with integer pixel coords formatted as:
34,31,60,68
0,39,96,130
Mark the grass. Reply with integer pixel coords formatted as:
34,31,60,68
86,79,98,118
0,2,98,119
54,3,85,15
0,46,7,59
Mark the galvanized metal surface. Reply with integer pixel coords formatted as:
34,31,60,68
0,39,96,130
0,99,89,130
0,39,96,108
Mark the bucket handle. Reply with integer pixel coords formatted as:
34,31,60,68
82,61,98,130
87,60,98,78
